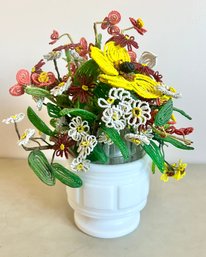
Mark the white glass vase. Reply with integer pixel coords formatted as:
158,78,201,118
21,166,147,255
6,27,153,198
66,152,150,238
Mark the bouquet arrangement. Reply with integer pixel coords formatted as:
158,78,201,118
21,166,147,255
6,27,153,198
3,11,194,187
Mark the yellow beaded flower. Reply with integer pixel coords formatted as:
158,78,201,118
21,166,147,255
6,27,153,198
90,41,161,99
161,160,187,182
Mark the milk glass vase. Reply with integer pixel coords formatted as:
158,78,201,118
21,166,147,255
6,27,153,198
66,144,150,238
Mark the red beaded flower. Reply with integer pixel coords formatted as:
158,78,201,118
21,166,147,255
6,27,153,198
68,75,95,103
52,134,75,159
31,59,45,73
134,63,163,82
73,37,88,58
107,34,139,51
31,71,56,87
49,30,59,45
166,126,194,136
101,10,121,35
58,38,88,59
129,17,147,35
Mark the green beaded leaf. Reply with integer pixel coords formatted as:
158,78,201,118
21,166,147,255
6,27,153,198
74,59,100,82
28,150,55,186
173,107,192,120
47,103,61,118
25,86,50,98
101,126,130,160
96,33,102,48
154,134,194,150
88,143,109,164
155,99,173,126
65,49,72,64
52,163,83,188
93,82,111,98
152,161,156,174
59,108,97,123
56,94,72,108
142,141,165,173
27,106,54,136
50,118,58,128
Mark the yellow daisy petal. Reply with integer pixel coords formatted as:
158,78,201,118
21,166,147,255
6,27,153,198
133,74,161,99
160,173,169,182
171,113,177,123
104,41,130,64
99,74,133,90
90,45,118,76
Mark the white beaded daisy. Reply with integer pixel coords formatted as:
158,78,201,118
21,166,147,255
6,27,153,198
18,128,35,146
77,134,97,158
70,156,91,172
68,116,90,141
124,100,151,127
2,113,25,124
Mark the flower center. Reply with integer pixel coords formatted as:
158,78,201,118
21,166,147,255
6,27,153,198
125,35,130,40
169,86,176,93
11,115,17,119
76,163,83,171
82,85,89,91
137,18,144,28
132,107,142,118
107,98,115,105
38,72,49,83
58,82,65,87
132,138,141,145
75,46,82,53
77,125,85,133
20,132,27,140
80,141,90,147
60,144,65,151
112,112,119,120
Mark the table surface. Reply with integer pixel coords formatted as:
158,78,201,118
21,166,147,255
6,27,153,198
0,158,206,257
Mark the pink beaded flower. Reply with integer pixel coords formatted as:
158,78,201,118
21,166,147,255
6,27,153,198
9,69,31,96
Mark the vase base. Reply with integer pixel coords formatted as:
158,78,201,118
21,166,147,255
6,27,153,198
74,211,140,238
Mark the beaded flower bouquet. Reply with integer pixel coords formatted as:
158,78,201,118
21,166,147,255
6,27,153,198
3,11,194,187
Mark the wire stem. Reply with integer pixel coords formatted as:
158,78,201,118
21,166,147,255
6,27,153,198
58,33,74,44
53,59,62,81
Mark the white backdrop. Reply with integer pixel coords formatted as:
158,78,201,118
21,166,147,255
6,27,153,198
0,0,205,163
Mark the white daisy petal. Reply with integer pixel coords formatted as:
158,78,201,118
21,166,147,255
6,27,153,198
77,134,97,158
102,106,126,131
2,113,25,124
70,157,90,172
98,98,113,108
125,129,153,146
18,128,35,146
33,97,44,111
98,87,133,110
50,78,71,96
139,51,157,68
68,116,90,141
124,100,151,128
44,51,61,61
98,132,113,145
157,84,182,99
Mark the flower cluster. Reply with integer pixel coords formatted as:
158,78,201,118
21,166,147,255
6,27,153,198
3,11,194,187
